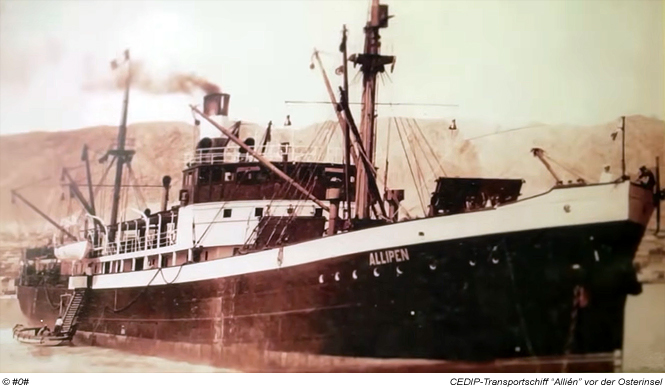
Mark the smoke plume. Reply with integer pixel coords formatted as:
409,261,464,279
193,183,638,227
86,61,220,95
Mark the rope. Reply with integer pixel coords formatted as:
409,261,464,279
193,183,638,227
561,285,582,373
401,118,431,202
244,119,335,250
41,283,61,311
545,153,591,183
13,175,52,192
105,269,161,314
409,118,448,177
157,265,185,285
76,157,115,225
394,118,427,214
501,241,537,362
194,201,228,247
126,165,147,210
405,118,439,181
383,116,392,194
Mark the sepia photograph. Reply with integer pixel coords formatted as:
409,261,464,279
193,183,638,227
0,0,663,376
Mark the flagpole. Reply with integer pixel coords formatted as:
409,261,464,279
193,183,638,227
621,116,626,180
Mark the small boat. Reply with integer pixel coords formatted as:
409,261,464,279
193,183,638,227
12,324,73,346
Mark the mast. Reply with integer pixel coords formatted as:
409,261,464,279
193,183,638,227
61,168,95,216
109,49,133,238
81,145,96,215
340,25,352,219
351,0,394,219
311,48,387,220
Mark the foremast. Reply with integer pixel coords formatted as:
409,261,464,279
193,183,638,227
108,50,135,240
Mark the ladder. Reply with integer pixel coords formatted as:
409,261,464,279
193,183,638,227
61,288,87,334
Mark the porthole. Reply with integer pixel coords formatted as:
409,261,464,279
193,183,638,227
491,257,499,264
373,268,380,277
352,270,358,280
319,275,324,284
429,263,437,271
469,260,476,266
334,272,340,281
396,266,403,276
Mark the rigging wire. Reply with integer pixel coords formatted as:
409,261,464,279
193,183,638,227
409,118,448,177
545,154,591,183
402,118,431,211
404,118,440,183
284,101,458,107
13,176,52,192
399,118,430,199
383,116,392,194
394,117,427,215
263,120,337,247
241,117,334,249
126,164,148,210
76,158,115,223
465,124,549,142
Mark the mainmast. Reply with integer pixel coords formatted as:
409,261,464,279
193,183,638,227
351,0,394,219
108,50,134,239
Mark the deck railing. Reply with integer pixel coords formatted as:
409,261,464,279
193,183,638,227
185,145,344,166
88,224,177,258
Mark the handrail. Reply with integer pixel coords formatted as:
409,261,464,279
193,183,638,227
131,208,150,251
185,145,344,166
95,229,178,256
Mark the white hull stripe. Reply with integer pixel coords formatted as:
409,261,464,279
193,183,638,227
80,182,650,290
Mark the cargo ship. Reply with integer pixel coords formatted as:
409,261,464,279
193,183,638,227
13,0,662,372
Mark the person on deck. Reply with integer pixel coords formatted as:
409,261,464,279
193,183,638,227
638,166,656,191
53,317,63,335
37,325,50,336
85,263,93,288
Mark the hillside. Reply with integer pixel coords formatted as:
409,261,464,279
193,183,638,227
0,122,197,235
0,115,663,238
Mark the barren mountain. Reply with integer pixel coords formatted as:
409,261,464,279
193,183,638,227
0,115,663,240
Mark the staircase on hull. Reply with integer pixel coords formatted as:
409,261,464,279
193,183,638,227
61,288,87,334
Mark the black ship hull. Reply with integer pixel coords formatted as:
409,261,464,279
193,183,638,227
18,219,644,371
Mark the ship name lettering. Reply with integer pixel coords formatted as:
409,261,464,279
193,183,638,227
368,248,410,266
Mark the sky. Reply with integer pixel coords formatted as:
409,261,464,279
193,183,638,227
0,0,663,135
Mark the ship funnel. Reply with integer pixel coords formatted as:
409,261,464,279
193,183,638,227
203,93,230,116
199,93,232,140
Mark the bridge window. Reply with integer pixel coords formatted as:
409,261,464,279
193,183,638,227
211,166,223,183
223,209,232,218
198,166,212,185
184,171,194,186
255,207,264,217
